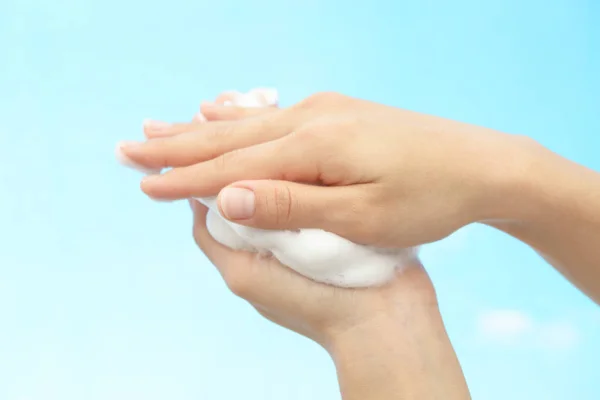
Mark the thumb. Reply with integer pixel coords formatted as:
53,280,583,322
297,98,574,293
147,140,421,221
216,180,371,240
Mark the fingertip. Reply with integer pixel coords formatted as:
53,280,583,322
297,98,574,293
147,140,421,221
117,140,142,152
116,142,163,175
140,169,198,202
143,119,170,130
214,90,241,105
192,111,207,123
200,103,237,121
249,87,279,106
144,121,199,139
142,119,171,138
140,174,163,198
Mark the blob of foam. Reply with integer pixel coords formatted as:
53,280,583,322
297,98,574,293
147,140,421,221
116,88,418,288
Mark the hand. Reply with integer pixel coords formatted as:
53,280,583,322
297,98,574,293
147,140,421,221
189,198,436,345
170,91,470,398
144,89,280,136
123,94,518,247
122,91,525,248
183,92,438,341
189,198,471,399
141,90,600,305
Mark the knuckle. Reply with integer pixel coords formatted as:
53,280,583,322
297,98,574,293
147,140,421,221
191,223,204,249
336,192,380,242
238,107,252,119
248,107,274,120
291,124,340,163
295,91,340,109
222,269,252,298
210,122,236,140
264,185,294,225
361,197,389,242
201,124,236,158
292,124,330,147
212,148,239,172
253,113,272,132
293,116,356,145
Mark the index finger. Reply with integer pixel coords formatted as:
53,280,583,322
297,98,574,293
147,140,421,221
121,109,297,170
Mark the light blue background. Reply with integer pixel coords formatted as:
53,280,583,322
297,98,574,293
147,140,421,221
1,0,598,398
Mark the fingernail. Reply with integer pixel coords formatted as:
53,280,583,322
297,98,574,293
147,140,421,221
143,119,170,130
193,112,206,122
219,187,255,220
201,102,227,110
118,140,143,150
141,174,159,184
149,197,173,203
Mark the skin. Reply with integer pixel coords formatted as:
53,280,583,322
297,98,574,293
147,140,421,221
118,90,600,397
189,199,471,399
123,92,600,304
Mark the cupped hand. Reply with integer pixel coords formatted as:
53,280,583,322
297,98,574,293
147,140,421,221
122,91,526,248
132,92,471,398
189,198,436,348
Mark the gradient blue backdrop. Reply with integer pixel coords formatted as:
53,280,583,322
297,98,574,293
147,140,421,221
1,0,598,398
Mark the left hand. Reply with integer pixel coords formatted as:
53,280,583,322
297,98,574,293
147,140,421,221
189,197,437,348
158,92,471,399
181,91,437,346
189,183,469,399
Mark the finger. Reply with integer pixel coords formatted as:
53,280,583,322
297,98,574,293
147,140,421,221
214,88,278,107
189,199,282,302
201,103,278,121
143,88,278,138
212,90,243,106
143,119,205,139
202,88,279,121
121,110,296,170
139,133,322,200
247,87,279,107
142,90,242,139
189,199,229,261
192,111,207,123
216,180,372,240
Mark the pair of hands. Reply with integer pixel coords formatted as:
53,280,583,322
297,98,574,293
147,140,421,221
118,88,599,399
121,90,518,348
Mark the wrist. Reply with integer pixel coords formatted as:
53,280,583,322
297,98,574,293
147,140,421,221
474,134,600,302
327,301,470,400
465,131,550,225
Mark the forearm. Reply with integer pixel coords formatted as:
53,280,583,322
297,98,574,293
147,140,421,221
483,136,600,303
327,305,471,400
